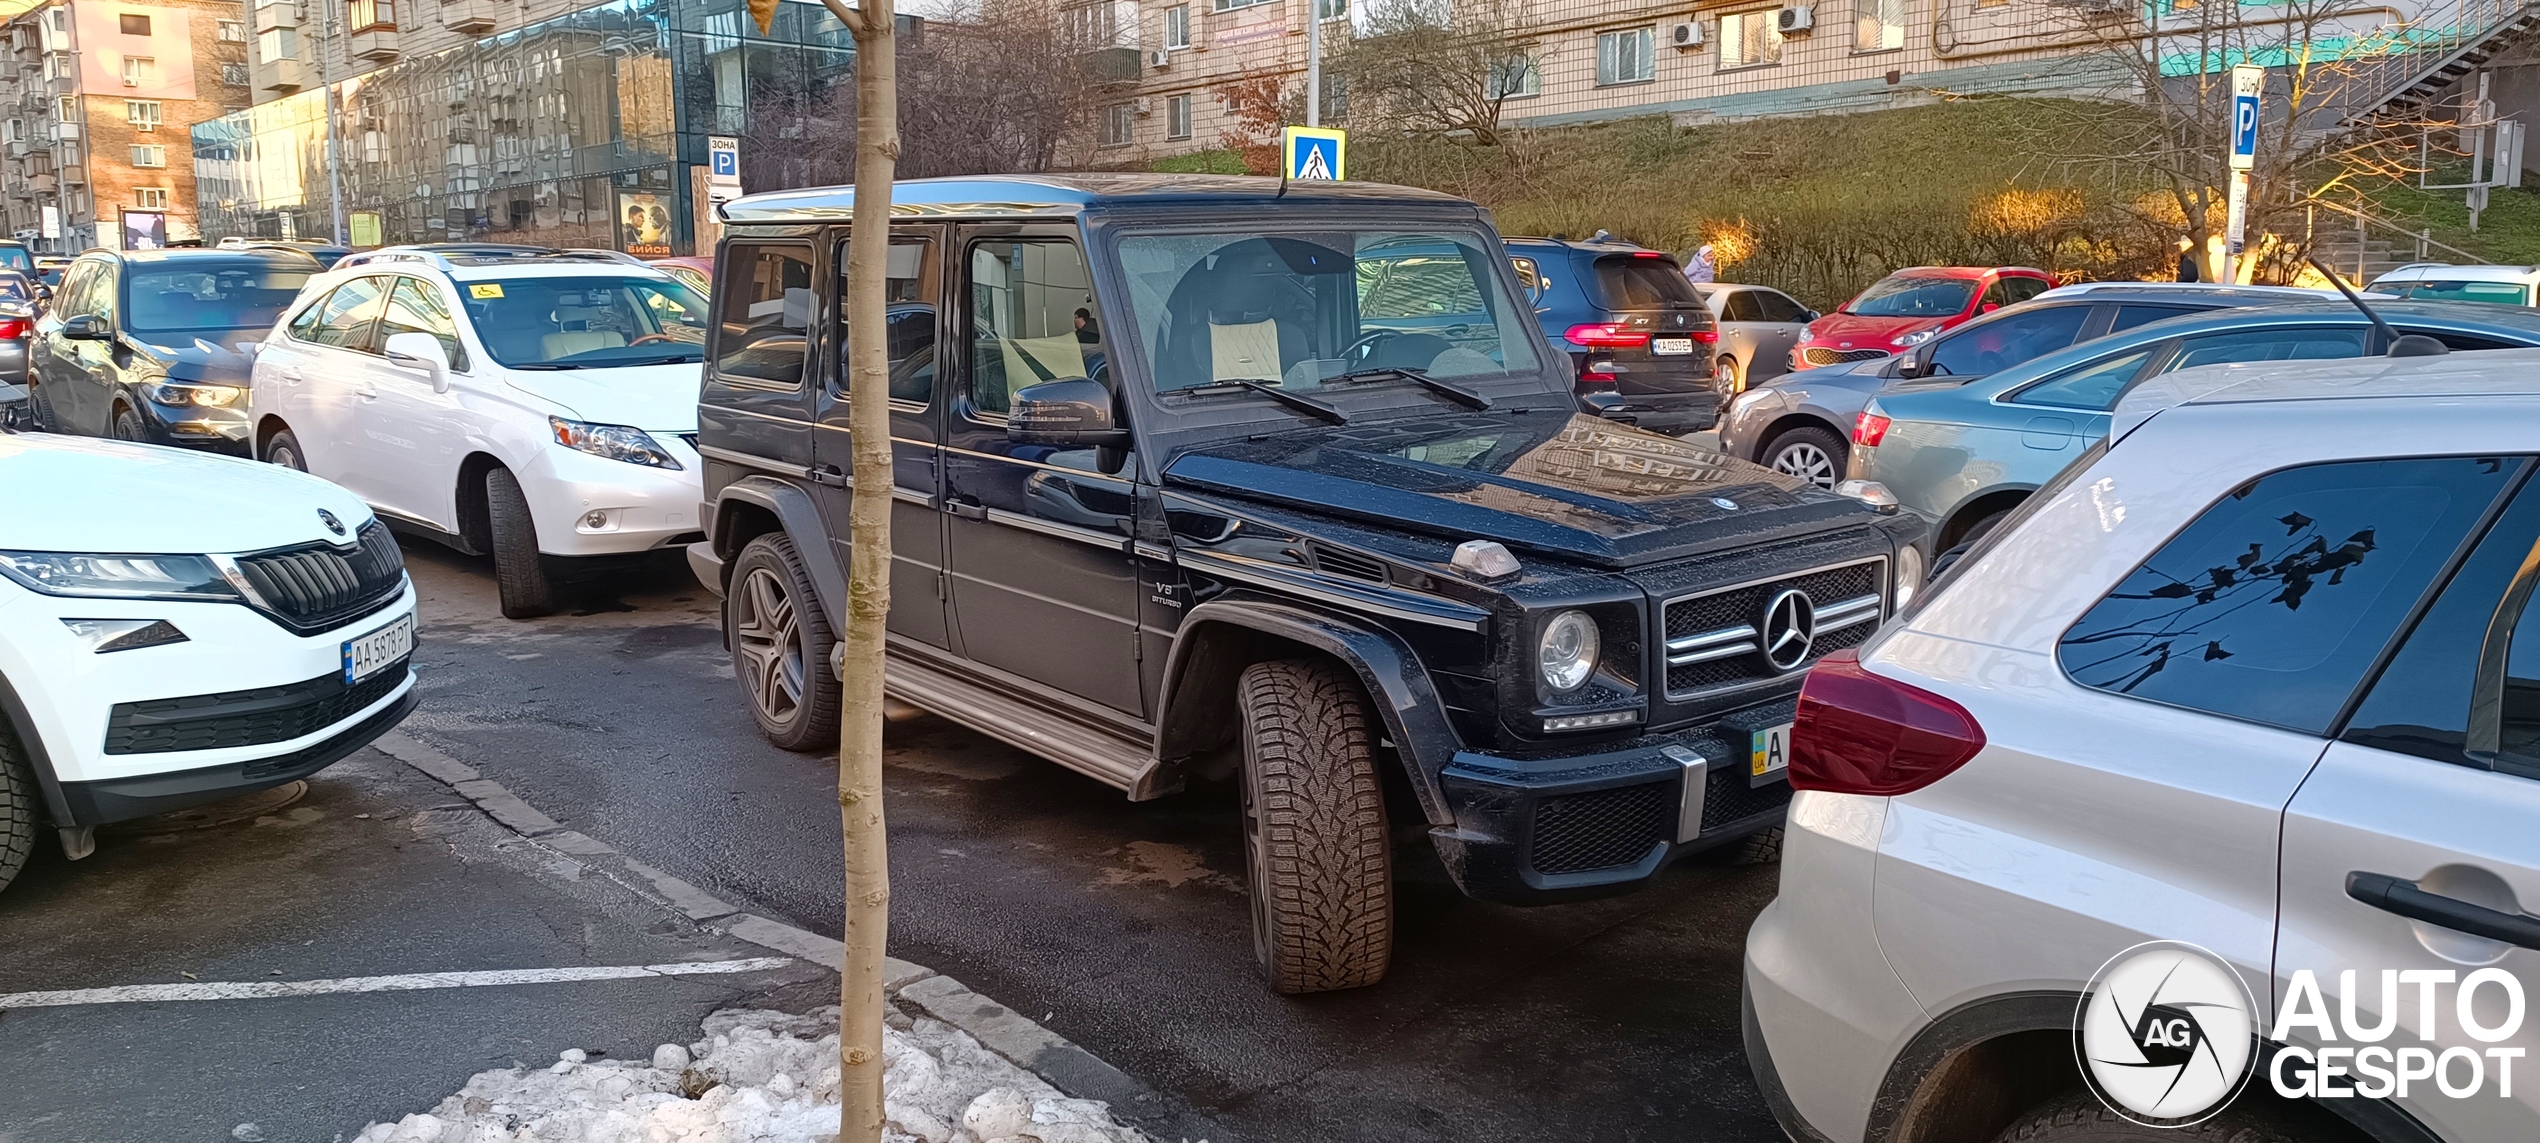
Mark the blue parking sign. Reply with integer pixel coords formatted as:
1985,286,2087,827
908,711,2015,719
2228,66,2262,170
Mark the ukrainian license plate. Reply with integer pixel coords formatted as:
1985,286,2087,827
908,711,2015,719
1751,721,1793,781
1652,336,1695,355
343,614,414,684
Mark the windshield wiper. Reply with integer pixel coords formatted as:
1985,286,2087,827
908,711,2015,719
511,363,591,371
1179,378,1351,425
1328,366,1492,410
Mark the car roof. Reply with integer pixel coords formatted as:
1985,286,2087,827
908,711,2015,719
1504,236,1663,255
722,173,1473,224
1883,266,2044,280
2115,344,2540,439
2030,282,2385,303
87,247,318,266
334,244,674,280
2367,262,2540,284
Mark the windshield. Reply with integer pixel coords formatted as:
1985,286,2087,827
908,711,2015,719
459,274,709,368
1849,275,1977,317
1115,228,1550,396
124,261,314,335
1595,255,1701,308
2391,280,2531,307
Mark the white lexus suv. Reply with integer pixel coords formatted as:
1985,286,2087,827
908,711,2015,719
1747,346,2540,1143
248,245,709,618
0,428,417,894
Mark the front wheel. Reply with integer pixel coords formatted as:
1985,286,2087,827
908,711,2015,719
1715,354,1744,395
263,426,309,472
1993,1092,2309,1142
109,403,146,443
727,532,841,752
1236,658,1393,994
1762,425,1845,489
483,466,556,619
0,717,40,895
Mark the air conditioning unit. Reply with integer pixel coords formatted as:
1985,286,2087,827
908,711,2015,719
1134,97,1153,117
1148,49,1169,69
1669,21,1704,48
1777,6,1814,33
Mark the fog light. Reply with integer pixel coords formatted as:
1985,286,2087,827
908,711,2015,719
583,510,612,530
1542,710,1640,733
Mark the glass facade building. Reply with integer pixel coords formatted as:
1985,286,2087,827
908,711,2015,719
192,0,881,255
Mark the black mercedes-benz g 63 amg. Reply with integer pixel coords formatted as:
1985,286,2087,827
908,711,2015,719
687,175,1926,994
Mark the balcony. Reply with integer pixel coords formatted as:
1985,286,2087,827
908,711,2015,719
25,172,53,194
255,2,299,32
52,121,76,142
256,57,309,93
440,0,501,34
350,26,400,62
4,140,23,159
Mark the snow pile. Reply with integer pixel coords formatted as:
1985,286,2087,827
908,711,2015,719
353,1008,1149,1143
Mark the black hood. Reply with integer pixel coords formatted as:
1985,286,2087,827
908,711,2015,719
1163,411,1875,568
128,328,264,385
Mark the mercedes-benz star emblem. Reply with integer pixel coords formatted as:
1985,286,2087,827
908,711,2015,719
1762,588,1816,671
317,508,346,537
1710,497,1739,511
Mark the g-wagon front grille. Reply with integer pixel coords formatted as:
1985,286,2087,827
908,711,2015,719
233,522,407,635
1660,557,1885,697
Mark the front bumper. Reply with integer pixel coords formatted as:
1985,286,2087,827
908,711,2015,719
1578,388,1722,435
1428,699,1794,904
135,391,252,456
521,438,707,558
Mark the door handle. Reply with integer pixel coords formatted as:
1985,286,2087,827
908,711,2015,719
354,382,380,400
2346,871,2540,950
807,463,847,488
946,495,987,521
278,369,303,386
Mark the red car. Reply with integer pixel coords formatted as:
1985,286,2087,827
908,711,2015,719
1788,266,2056,371
648,255,714,296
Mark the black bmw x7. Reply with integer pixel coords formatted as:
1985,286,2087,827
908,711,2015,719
685,174,1927,994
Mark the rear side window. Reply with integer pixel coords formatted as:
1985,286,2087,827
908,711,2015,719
2059,457,2523,733
2000,276,2051,304
2109,304,2198,333
2346,468,2540,768
716,244,814,388
1753,289,1809,322
2167,327,2366,371
1593,255,1698,308
2010,348,2153,411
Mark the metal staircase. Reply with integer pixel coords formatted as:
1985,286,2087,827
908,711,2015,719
2342,0,2540,125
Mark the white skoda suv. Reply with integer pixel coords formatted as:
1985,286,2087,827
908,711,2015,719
0,429,418,894
248,244,708,618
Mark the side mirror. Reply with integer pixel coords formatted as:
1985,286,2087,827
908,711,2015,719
1980,302,2000,314
1009,377,1130,450
60,314,108,341
381,331,453,393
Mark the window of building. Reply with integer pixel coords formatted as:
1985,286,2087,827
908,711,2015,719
1163,4,1189,49
222,63,248,85
1855,0,1904,51
121,55,154,87
1718,9,1783,69
125,100,160,131
1100,102,1133,146
133,187,168,209
130,143,166,167
1211,0,1272,10
1488,50,1540,99
1166,93,1192,139
1064,2,1117,46
218,19,246,41
1315,0,1346,18
349,0,396,33
1,119,18,143
1596,27,1655,85
2059,457,2524,734
55,95,75,122
259,27,297,62
118,13,150,35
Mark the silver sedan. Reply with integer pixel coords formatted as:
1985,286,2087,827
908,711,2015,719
1713,356,1886,488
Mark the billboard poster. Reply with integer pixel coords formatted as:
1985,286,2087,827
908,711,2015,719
349,211,382,248
121,210,167,251
617,191,673,257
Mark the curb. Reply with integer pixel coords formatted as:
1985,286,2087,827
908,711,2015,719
370,731,1194,1135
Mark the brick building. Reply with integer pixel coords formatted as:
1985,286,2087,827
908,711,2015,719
0,0,251,251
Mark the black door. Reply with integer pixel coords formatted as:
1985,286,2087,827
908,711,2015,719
813,225,951,650
700,240,820,480
940,227,1145,717
38,259,114,435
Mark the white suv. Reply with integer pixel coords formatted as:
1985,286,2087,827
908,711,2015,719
248,245,710,618
0,429,417,894
1749,348,2540,1142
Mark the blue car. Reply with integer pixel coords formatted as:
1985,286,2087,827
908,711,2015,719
1506,237,1721,434
1854,299,2540,552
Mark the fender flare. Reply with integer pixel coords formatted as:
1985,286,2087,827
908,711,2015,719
0,670,76,828
1157,597,1462,826
713,476,845,632
1868,991,2441,1143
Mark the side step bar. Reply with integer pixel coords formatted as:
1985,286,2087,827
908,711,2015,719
882,653,1167,799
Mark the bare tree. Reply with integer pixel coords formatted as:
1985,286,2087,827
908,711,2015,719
1327,0,1543,147
2018,0,2443,282
746,0,896,1138
792,0,1109,183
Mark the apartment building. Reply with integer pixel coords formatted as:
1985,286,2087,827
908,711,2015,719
1090,0,2128,163
245,0,623,100
0,0,250,251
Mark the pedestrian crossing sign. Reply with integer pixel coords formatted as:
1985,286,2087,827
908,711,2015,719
1282,126,1346,183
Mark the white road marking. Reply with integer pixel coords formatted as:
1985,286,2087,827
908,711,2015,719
0,957,796,1010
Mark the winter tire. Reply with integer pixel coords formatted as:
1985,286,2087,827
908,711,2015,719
264,426,309,472
728,532,841,752
1727,825,1781,864
1763,425,1845,489
483,466,556,619
26,381,55,431
110,403,146,443
1236,657,1393,994
0,717,39,896
1992,1091,2307,1142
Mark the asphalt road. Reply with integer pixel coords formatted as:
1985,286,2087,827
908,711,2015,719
388,540,1789,1143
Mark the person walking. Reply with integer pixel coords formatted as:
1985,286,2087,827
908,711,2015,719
2176,237,2201,283
1684,243,1717,284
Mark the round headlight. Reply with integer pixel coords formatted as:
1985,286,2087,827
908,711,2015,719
1537,609,1600,694
1895,545,1927,611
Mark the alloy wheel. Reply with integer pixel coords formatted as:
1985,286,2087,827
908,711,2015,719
731,565,806,726
1772,441,1838,488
